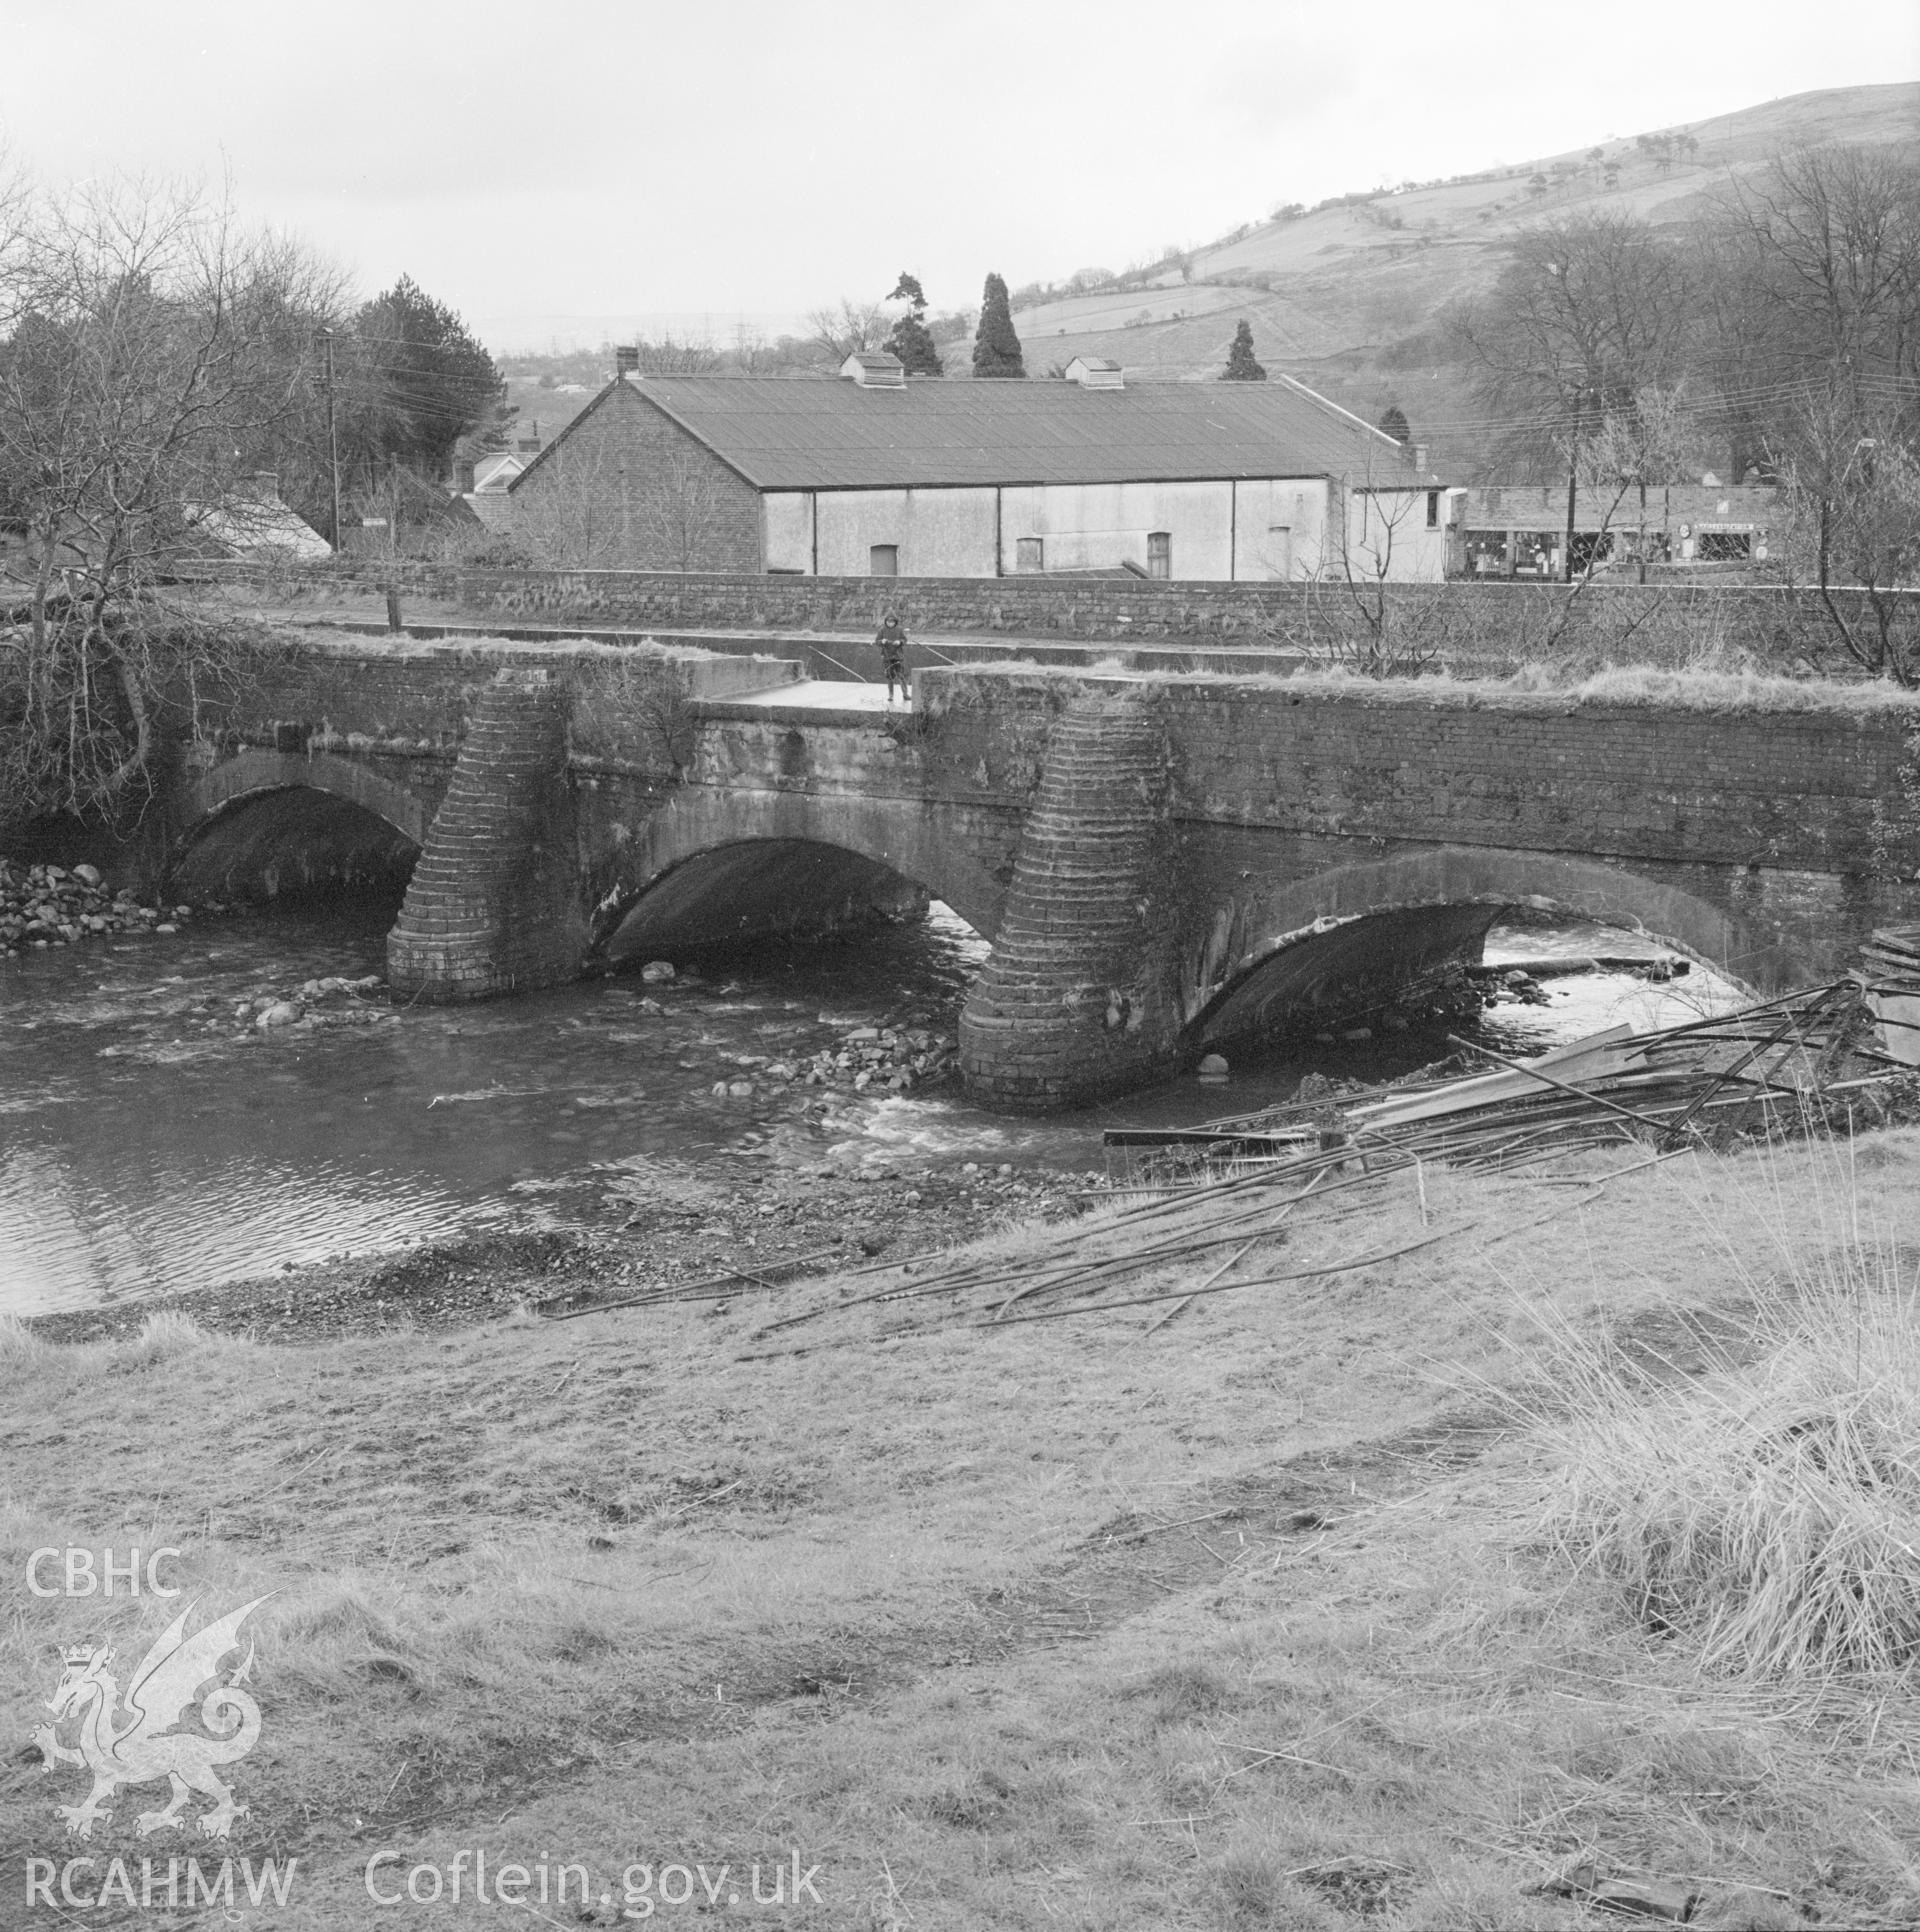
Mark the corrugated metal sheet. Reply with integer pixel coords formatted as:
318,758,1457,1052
613,374,1433,492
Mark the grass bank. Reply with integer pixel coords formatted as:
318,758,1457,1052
6,1133,1920,1929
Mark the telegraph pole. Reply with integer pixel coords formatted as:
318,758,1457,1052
319,328,342,554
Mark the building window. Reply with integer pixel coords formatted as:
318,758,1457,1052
1568,530,1614,574
1147,531,1171,579
1463,530,1509,575
869,544,898,577
1426,490,1440,529
1015,537,1044,574
1698,530,1752,562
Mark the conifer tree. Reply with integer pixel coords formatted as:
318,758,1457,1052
1223,319,1266,381
971,272,1025,378
1378,404,1412,444
884,271,943,377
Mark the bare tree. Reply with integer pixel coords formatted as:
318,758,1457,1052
1449,214,1694,463
0,171,343,828
1696,141,1920,480
1317,458,1454,677
634,441,729,572
508,432,626,568
1780,392,1920,686
510,433,730,573
805,298,888,362
1575,383,1707,585
1447,212,1694,574
633,332,722,375
1697,142,1920,681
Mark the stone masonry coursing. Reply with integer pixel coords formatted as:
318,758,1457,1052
127,637,1920,1106
506,384,764,573
958,694,1178,1109
387,673,585,999
196,558,1917,674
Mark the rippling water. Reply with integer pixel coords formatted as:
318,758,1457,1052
0,896,1742,1317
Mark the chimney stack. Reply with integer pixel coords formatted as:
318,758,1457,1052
1411,443,1429,472
615,345,639,377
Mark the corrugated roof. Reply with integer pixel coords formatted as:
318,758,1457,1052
532,373,1438,493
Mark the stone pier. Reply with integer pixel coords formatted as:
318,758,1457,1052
387,671,586,999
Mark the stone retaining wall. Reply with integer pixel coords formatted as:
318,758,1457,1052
198,558,1915,669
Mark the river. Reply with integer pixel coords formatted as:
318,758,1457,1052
0,896,1740,1317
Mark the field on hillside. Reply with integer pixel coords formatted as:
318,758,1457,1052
992,83,1919,471
8,1130,1920,1928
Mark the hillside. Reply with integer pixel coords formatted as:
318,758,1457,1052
999,82,1919,478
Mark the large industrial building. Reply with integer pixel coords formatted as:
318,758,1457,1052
506,352,1458,582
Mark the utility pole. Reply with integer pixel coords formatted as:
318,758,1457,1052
1563,393,1584,585
319,328,342,554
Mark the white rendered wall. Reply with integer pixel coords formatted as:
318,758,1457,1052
812,488,1001,577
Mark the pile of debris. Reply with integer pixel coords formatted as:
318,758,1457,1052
1862,925,1920,1069
0,861,183,956
1109,977,1917,1194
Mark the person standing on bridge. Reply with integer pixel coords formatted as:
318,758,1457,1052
874,609,909,704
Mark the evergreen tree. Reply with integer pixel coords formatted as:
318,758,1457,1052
884,271,943,377
1223,319,1266,381
345,275,505,485
1378,404,1412,445
971,272,1025,378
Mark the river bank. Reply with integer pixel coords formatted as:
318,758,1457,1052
27,1155,1092,1345
7,1130,1919,1930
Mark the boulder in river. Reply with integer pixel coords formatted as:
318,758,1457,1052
256,1001,304,1031
640,961,676,984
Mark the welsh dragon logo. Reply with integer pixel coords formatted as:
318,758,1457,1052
31,1595,270,1840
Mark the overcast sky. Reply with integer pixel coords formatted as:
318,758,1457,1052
3,0,1916,353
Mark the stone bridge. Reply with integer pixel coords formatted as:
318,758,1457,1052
153,634,1920,1109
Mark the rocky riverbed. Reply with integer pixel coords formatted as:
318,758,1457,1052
0,858,188,955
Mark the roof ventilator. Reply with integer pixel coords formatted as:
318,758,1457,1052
841,351,906,388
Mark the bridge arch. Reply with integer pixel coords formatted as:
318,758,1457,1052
589,787,1006,957
1183,846,1791,1045
171,751,432,899
183,751,435,848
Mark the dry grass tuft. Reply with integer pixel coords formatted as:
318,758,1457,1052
0,1312,50,1368
1543,1216,1920,1676
116,1307,218,1367
1210,1835,1350,1929
1507,660,1920,712
1132,1658,1234,1720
